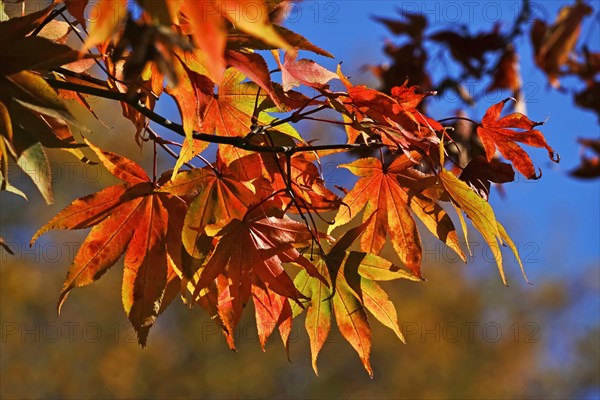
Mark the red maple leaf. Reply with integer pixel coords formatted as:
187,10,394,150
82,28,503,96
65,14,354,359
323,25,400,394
476,98,559,179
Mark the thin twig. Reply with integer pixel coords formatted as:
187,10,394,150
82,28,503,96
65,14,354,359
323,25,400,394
153,140,157,183
264,132,326,258
145,126,195,169
437,116,480,125
301,116,354,126
53,67,110,88
31,6,67,36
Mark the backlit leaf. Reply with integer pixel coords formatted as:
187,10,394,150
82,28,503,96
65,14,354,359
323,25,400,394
332,269,373,377
358,278,405,342
160,152,263,269
329,154,463,278
32,144,186,345
477,98,559,179
438,138,526,285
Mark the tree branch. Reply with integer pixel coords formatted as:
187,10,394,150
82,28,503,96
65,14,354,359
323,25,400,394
46,78,384,154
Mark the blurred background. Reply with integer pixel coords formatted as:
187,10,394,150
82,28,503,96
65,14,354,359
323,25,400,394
1,0,599,399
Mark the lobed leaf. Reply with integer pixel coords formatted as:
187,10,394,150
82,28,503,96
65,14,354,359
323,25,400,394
477,98,558,179
330,155,463,278
332,271,373,377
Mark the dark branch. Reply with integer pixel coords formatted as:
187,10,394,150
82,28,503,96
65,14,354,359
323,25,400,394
45,78,384,154
31,6,67,36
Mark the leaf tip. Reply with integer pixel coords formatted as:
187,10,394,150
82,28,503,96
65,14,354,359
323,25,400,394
530,165,543,180
135,326,150,347
311,363,320,377
30,228,46,247
260,341,268,352
225,334,237,352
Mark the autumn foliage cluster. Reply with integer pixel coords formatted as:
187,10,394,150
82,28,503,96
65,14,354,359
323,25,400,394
0,0,597,375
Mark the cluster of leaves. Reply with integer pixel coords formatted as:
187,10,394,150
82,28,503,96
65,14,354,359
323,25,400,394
370,0,599,179
0,0,564,375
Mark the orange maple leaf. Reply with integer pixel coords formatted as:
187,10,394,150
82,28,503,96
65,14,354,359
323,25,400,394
187,206,328,344
31,141,186,345
329,154,464,278
476,98,559,179
160,151,268,273
295,216,421,376
336,66,441,149
261,150,342,213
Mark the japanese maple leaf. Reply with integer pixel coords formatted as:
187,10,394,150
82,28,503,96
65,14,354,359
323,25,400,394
476,98,559,179
0,70,91,204
190,278,239,349
166,54,212,175
0,1,56,40
200,69,302,154
294,218,420,376
373,11,427,39
0,0,84,74
159,152,270,273
226,49,283,108
188,208,328,342
106,57,162,145
571,138,600,179
31,141,185,345
335,66,441,149
329,154,464,278
189,271,293,352
63,0,89,28
180,0,228,84
488,47,521,93
430,25,505,77
459,156,515,201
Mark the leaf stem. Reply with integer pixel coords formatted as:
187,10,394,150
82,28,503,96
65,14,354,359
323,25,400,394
153,140,157,183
